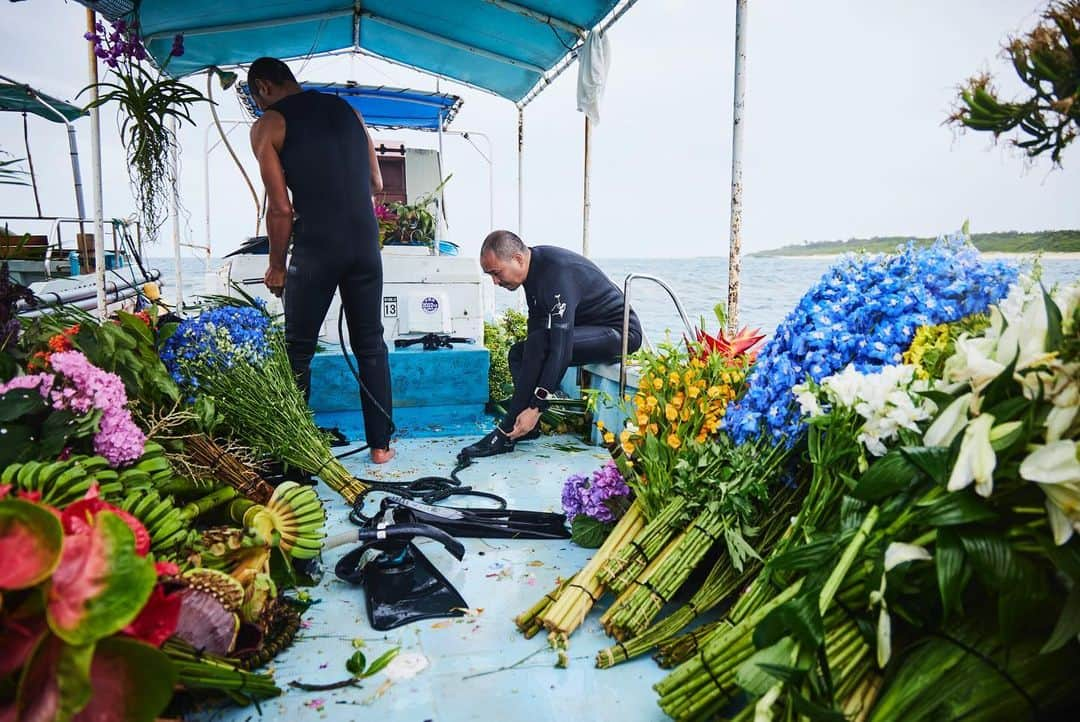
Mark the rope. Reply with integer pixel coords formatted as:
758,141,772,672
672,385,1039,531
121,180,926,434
568,583,598,602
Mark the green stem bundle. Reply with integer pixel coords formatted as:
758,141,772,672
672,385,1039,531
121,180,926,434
598,497,686,594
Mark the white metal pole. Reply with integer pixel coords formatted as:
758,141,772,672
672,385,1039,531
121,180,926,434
435,109,444,256
170,116,185,310
582,115,592,257
86,9,106,318
516,107,524,235
727,0,748,333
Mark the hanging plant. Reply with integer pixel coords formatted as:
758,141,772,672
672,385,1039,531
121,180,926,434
81,17,207,242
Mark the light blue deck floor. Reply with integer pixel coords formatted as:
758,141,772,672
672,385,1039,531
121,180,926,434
197,434,673,721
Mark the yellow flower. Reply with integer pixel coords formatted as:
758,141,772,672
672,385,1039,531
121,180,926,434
688,386,701,399
684,370,696,385
646,395,659,409
696,431,707,444
596,420,605,431
653,378,664,390
691,358,705,369
707,386,722,399
622,441,636,455
603,431,615,444
667,434,682,450
669,372,680,384
648,423,659,435
637,413,650,426
620,429,633,444
665,404,679,422
681,407,691,421
672,395,684,409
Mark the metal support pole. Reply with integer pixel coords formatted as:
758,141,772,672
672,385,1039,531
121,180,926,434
66,125,86,225
21,114,42,216
435,108,445,256
727,0,748,333
170,116,185,310
582,115,592,257
516,107,524,235
86,9,106,318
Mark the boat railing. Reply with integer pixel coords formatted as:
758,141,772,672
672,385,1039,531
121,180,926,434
619,273,695,397
1,215,138,277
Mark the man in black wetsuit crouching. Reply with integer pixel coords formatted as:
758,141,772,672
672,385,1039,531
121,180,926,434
460,230,643,458
247,57,395,464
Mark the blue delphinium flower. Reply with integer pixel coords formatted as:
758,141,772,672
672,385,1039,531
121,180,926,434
723,234,1017,446
161,303,274,390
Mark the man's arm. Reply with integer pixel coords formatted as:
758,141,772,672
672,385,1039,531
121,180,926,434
250,111,292,297
354,109,383,195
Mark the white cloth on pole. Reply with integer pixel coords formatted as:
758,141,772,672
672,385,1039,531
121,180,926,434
576,30,610,125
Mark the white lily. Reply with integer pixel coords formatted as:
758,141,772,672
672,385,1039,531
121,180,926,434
884,542,932,571
1047,404,1078,444
1020,440,1080,485
947,413,997,497
947,337,1004,394
924,393,972,447
792,383,822,418
1040,483,1080,545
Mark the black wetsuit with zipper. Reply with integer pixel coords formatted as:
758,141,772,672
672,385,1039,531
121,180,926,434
269,90,392,449
500,245,643,433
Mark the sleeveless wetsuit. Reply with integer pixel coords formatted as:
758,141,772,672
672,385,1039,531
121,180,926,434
500,245,643,433
268,90,392,448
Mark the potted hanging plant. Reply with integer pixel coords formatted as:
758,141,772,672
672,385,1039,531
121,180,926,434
81,17,207,243
382,174,452,249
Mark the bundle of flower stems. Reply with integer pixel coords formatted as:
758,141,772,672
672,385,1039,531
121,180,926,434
514,575,575,639
656,507,881,720
195,337,368,504
163,637,280,703
596,485,799,668
598,497,686,594
182,432,276,504
536,501,646,640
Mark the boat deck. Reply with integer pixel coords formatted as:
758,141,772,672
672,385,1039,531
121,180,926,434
195,434,671,721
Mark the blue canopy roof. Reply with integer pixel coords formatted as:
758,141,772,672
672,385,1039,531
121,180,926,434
76,1,631,104
237,83,462,131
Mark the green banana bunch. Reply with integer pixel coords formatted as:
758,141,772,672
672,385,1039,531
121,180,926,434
2,454,116,507
231,481,326,560
118,484,237,554
120,441,175,490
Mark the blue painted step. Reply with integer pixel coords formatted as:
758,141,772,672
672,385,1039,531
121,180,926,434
307,345,491,440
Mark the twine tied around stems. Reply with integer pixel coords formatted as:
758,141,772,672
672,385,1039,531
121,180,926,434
568,583,599,602
701,645,727,692
692,522,722,543
631,577,671,606
628,539,653,563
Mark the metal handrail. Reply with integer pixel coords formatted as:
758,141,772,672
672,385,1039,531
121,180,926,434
619,273,696,397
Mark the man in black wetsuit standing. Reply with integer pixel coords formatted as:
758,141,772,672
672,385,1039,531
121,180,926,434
247,57,395,464
460,230,643,458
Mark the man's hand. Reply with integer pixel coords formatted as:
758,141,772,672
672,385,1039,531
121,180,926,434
509,407,541,440
264,265,286,298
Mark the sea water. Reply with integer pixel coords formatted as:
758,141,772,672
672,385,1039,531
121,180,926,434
155,255,1080,340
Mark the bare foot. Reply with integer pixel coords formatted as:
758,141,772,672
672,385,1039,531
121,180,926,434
370,447,395,464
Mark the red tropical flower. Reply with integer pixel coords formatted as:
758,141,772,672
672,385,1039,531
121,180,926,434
691,325,766,361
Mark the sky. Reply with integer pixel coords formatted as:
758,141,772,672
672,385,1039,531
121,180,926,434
1,0,1078,261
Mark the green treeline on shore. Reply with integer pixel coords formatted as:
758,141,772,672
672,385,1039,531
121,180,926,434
756,230,1080,256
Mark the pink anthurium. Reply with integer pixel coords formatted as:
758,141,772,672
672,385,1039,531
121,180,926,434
0,499,64,592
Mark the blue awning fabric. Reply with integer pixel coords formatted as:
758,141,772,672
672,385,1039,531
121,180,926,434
237,82,462,131
73,1,627,104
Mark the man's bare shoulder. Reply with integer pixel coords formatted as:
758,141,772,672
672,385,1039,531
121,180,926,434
251,110,285,148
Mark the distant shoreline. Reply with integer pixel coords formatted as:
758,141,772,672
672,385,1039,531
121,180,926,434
768,251,1080,261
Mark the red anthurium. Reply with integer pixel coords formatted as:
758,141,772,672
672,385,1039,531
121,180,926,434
0,499,64,591
121,583,181,648
61,486,151,557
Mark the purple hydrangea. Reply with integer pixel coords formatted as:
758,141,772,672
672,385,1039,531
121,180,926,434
0,351,145,467
561,461,632,524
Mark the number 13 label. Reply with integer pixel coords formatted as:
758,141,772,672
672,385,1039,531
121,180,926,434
383,296,398,317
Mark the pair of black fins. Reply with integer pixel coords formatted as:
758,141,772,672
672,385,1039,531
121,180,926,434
335,496,569,630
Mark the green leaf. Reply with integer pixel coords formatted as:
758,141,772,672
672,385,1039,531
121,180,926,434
571,516,613,549
1041,585,1080,653
1043,284,1063,351
362,647,399,678
788,689,847,722
735,637,800,696
346,651,366,676
0,352,17,381
0,389,47,422
75,636,177,722
958,529,1021,589
16,633,94,722
900,446,951,487
840,497,871,531
936,528,968,617
918,492,998,527
767,538,837,573
754,594,825,650
0,424,35,467
852,450,921,501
